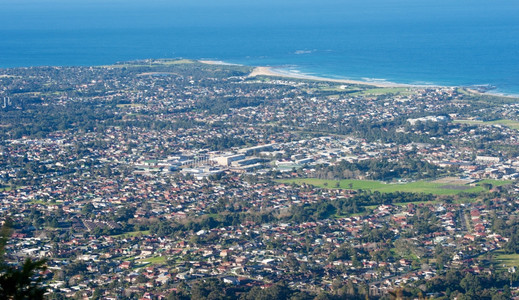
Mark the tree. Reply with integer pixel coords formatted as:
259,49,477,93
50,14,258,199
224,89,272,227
91,288,103,300
0,219,47,299
241,282,292,300
460,273,481,297
81,202,95,216
190,278,228,300
481,182,493,190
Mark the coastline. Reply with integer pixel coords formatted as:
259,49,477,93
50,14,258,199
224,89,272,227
248,65,519,98
198,60,241,66
198,60,417,88
3,57,517,98
197,60,519,98
247,66,419,88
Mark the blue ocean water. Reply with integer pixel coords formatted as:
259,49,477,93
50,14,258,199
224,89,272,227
1,0,518,95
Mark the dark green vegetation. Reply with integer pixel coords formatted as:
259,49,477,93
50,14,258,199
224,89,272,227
0,221,47,300
166,272,514,300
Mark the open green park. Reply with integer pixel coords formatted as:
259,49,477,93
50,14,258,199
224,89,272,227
454,119,519,130
277,178,512,196
111,230,150,238
137,256,166,265
492,250,519,270
0,185,15,192
122,255,167,268
351,87,414,96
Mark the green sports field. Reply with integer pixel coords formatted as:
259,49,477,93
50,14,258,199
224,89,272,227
277,178,511,195
492,250,519,270
112,230,150,238
137,256,166,265
454,119,519,130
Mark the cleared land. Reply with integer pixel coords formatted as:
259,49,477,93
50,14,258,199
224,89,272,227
116,103,145,108
454,119,519,130
0,186,13,192
112,230,151,238
278,178,511,195
137,256,166,265
351,87,414,96
493,250,519,270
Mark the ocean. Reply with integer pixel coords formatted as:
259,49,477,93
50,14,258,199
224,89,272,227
1,0,518,95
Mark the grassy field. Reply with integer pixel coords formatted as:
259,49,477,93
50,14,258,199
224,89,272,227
352,87,414,96
317,87,357,92
124,255,167,268
454,119,519,130
112,230,150,238
137,256,166,265
277,178,512,195
314,84,362,92
116,103,145,108
492,250,519,270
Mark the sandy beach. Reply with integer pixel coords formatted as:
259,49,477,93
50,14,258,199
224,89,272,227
198,60,411,88
199,61,517,97
199,60,240,66
247,66,417,88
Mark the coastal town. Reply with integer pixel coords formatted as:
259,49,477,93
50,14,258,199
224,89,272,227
0,59,519,299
